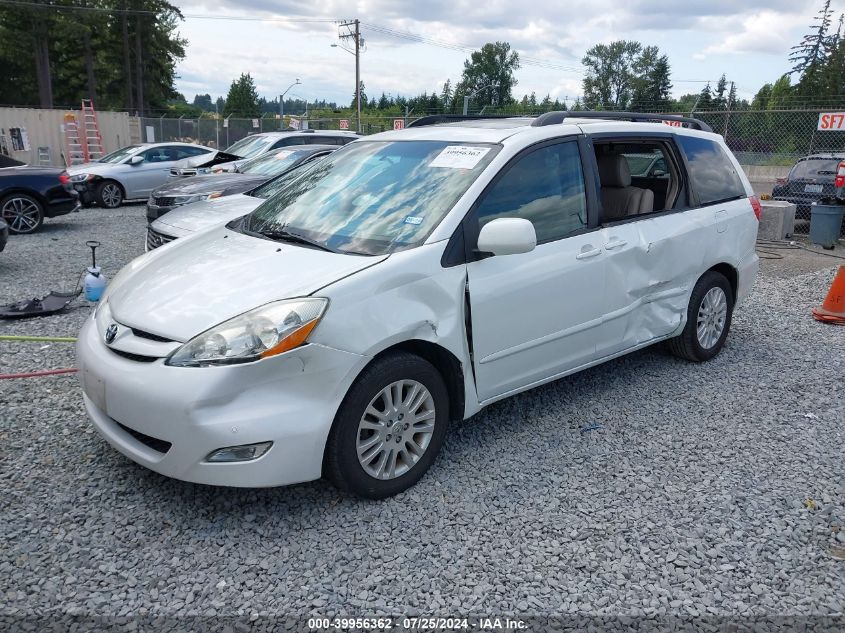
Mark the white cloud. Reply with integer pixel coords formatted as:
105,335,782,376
700,10,807,57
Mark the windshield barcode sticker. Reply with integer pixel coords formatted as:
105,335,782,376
429,146,491,169
274,150,293,159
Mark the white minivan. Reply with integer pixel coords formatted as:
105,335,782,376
77,112,760,498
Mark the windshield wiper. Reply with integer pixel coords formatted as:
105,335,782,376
258,228,339,253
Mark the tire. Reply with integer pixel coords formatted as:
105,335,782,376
668,271,734,362
324,352,450,499
1,193,44,234
96,180,123,208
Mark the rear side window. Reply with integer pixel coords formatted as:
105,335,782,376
677,135,746,205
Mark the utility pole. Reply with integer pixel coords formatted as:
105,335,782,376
724,81,735,143
338,19,363,133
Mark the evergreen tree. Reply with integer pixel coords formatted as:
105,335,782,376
630,45,672,111
790,0,834,76
714,74,728,108
440,79,453,110
697,83,713,110
223,73,260,118
193,94,213,111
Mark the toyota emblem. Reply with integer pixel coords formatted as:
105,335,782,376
105,324,119,344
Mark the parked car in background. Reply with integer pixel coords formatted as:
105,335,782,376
67,143,214,209
772,153,845,220
0,165,78,234
145,152,329,250
146,145,338,223
0,217,8,251
169,130,360,177
79,112,759,499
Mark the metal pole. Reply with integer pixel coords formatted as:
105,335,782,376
463,95,470,116
355,19,361,134
723,81,734,143
159,113,164,142
280,95,285,130
178,114,184,139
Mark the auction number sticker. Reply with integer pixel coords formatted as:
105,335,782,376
817,112,845,130
429,145,491,169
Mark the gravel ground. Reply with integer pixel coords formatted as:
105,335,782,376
1,204,844,631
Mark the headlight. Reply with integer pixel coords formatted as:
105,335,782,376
172,192,223,206
70,173,92,183
166,298,328,367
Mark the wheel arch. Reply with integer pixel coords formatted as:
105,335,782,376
96,177,127,197
0,187,48,209
368,339,466,424
706,262,737,301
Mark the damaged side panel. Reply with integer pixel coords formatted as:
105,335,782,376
310,242,482,419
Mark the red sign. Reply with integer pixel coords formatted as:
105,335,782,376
393,119,405,130
662,120,683,127
339,119,349,130
818,112,845,130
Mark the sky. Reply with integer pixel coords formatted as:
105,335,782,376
172,0,829,108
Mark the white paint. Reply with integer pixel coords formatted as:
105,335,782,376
77,119,759,490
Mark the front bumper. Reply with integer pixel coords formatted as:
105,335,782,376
146,202,176,223
0,225,7,252
76,315,367,487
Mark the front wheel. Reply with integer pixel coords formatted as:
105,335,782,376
324,352,450,499
96,180,123,208
668,271,734,362
1,193,44,234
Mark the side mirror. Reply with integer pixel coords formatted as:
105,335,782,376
128,155,144,165
477,217,536,257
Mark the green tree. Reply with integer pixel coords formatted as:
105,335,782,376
630,45,672,111
192,93,213,111
581,40,642,109
224,73,260,117
440,79,453,110
454,42,520,108
790,0,835,76
714,74,729,108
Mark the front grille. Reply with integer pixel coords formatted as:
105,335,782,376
116,421,172,454
108,348,158,363
151,196,176,208
131,328,173,343
170,168,196,177
146,227,177,251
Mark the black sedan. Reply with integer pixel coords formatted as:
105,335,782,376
0,164,79,234
146,145,338,223
0,217,8,252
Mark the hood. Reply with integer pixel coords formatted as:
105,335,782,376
152,173,266,197
153,193,263,233
172,150,242,171
1,165,65,176
108,227,387,341
66,162,117,177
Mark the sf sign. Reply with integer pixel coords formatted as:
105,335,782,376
339,119,349,130
817,112,845,130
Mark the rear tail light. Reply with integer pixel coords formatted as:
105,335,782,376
749,195,761,221
835,161,845,188
59,172,70,185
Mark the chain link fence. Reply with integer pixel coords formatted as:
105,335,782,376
141,108,845,232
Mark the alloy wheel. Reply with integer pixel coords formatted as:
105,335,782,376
696,286,728,349
356,379,436,480
100,184,122,208
1,196,42,234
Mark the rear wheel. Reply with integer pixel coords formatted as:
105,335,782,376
1,193,44,234
668,271,734,362
96,180,123,208
324,352,450,499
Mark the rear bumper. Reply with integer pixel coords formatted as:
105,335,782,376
735,251,759,307
0,225,7,252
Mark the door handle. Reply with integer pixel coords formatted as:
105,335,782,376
604,239,628,250
576,246,602,260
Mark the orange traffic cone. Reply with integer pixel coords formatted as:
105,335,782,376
812,265,845,325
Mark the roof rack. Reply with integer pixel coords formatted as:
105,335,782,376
531,111,713,132
407,114,526,128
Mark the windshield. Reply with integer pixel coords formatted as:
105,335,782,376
98,145,141,163
239,149,310,176
224,135,273,159
790,158,842,180
246,140,499,255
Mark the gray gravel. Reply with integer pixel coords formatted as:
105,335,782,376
1,204,843,629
